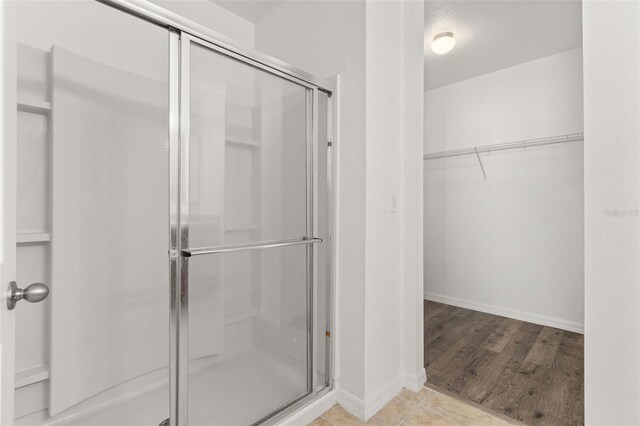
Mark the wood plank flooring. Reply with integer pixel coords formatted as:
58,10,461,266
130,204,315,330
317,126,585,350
424,300,584,425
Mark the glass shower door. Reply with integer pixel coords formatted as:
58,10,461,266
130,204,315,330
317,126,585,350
176,34,322,425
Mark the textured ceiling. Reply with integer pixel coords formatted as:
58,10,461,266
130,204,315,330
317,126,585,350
424,0,583,90
211,0,283,23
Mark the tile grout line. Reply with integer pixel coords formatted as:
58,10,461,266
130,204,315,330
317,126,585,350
419,388,501,425
416,398,460,425
397,390,462,426
315,387,509,426
395,393,415,425
319,411,339,426
422,387,515,425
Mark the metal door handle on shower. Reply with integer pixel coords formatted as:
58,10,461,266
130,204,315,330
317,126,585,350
182,237,323,257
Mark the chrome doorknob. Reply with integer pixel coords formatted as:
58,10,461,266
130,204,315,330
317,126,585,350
6,281,49,310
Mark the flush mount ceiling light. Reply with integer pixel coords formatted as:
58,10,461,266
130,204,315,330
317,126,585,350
431,32,456,55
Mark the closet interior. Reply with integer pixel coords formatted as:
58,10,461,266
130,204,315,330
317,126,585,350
422,1,585,424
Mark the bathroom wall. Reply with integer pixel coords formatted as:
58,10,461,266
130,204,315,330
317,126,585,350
583,2,640,423
423,48,584,332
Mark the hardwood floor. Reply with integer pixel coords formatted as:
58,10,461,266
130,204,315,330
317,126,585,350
424,300,584,425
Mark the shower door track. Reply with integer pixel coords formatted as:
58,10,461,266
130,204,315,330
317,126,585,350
96,0,334,94
93,2,336,426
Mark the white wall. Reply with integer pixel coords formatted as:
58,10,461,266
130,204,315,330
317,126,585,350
364,0,425,402
583,1,640,424
425,48,584,151
424,48,585,332
400,0,426,397
364,1,404,401
256,0,425,419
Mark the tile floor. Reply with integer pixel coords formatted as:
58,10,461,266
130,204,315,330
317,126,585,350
308,386,519,426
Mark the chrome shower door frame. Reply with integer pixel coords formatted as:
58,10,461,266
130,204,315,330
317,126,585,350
172,32,334,426
139,7,336,424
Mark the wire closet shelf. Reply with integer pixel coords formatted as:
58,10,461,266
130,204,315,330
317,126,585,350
423,133,584,161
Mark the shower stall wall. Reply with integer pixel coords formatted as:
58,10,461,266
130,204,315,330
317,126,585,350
4,1,335,425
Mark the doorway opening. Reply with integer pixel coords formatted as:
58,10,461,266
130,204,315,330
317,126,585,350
423,1,585,424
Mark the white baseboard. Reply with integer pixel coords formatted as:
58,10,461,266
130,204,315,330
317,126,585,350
402,368,426,392
337,374,404,421
335,389,366,420
424,291,584,334
277,390,336,426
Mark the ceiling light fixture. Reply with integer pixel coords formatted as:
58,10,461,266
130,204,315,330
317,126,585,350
431,32,456,55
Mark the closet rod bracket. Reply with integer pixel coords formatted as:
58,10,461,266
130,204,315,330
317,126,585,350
474,147,487,180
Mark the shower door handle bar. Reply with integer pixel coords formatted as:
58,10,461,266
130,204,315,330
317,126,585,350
181,237,323,257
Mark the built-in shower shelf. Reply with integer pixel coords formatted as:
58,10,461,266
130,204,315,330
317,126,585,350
17,98,52,115
15,365,49,389
17,232,51,245
226,137,259,148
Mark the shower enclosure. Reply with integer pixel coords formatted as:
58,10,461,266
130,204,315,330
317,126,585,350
2,1,335,425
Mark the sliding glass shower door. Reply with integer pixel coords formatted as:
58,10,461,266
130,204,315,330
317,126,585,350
173,34,330,425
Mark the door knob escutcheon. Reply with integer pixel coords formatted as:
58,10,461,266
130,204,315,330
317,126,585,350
6,281,49,310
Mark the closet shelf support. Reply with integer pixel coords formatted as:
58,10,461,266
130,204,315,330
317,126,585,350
474,147,487,180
